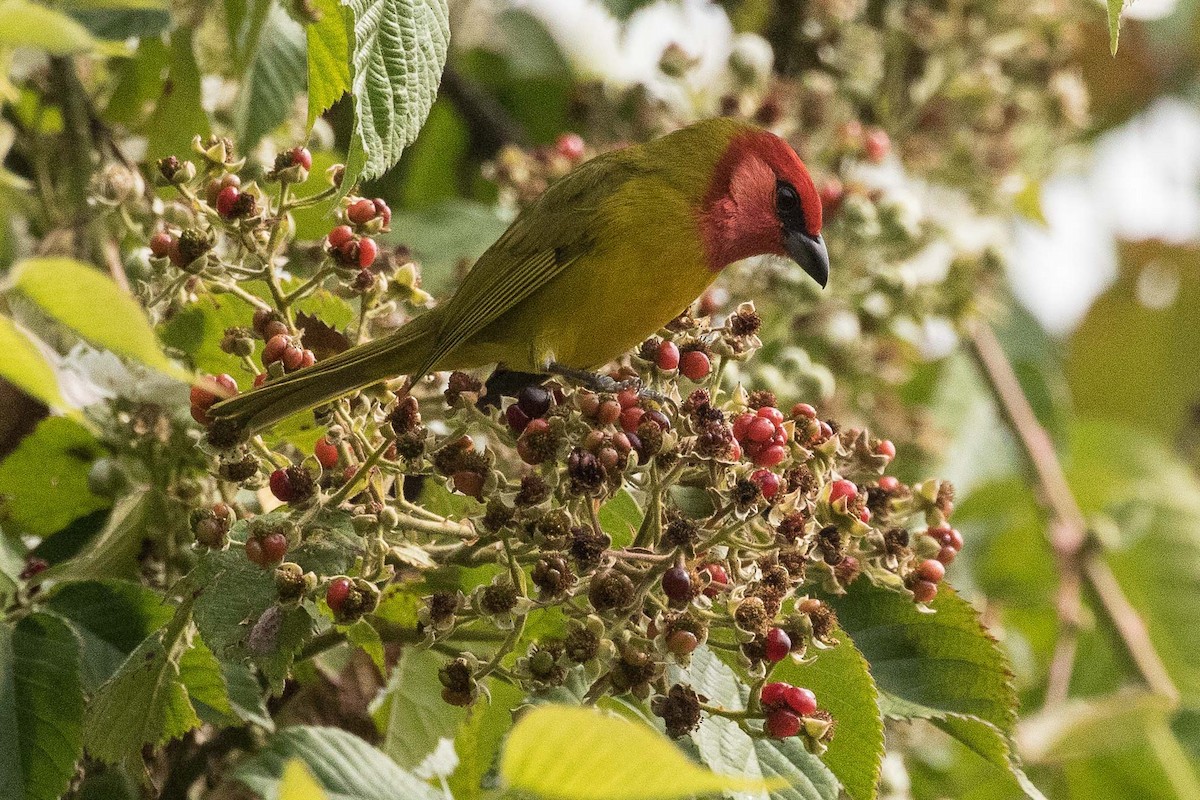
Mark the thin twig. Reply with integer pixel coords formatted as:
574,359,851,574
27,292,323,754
968,323,1178,704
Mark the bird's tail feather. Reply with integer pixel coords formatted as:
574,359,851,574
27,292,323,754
209,311,442,433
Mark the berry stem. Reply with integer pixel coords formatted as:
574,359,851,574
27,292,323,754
211,279,274,312
325,436,391,508
969,322,1178,705
699,703,750,720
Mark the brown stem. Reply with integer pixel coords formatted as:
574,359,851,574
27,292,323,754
968,323,1178,704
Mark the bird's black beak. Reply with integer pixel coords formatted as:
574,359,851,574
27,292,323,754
785,231,829,288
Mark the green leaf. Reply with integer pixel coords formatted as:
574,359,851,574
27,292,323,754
501,703,788,800
371,647,466,771
279,759,329,800
0,613,85,800
599,488,642,548
773,630,884,800
342,0,451,189
41,490,153,584
1108,0,1123,55
179,636,236,726
829,583,1039,795
448,678,523,800
66,7,169,38
235,4,307,147
676,647,839,800
0,416,108,537
0,0,96,54
234,725,443,800
0,314,66,410
45,579,175,691
145,27,211,162
83,609,201,762
345,619,385,675
305,0,351,127
8,257,188,380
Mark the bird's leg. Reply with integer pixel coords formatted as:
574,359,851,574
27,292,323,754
547,363,668,403
479,367,548,410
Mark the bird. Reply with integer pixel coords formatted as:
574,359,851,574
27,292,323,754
210,117,828,433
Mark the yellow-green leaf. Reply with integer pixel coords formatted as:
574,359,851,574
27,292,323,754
306,0,351,128
0,314,66,410
1107,0,1123,55
500,704,787,800
0,0,96,54
8,257,189,381
279,760,328,800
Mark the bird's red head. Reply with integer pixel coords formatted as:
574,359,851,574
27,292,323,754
699,128,828,286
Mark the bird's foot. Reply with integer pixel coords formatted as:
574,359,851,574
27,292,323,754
547,364,667,403
480,368,548,410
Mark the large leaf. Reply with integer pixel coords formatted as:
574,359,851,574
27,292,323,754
773,631,884,800
45,579,175,691
8,257,188,380
235,3,307,147
677,647,839,800
371,647,465,770
500,703,789,800
0,416,108,537
0,0,96,54
342,0,450,189
448,678,523,800
305,0,351,127
83,610,201,762
0,314,66,410
233,725,443,800
279,760,329,800
0,613,85,800
145,27,211,161
41,490,153,584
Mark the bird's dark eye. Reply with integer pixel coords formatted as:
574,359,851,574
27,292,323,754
775,180,805,231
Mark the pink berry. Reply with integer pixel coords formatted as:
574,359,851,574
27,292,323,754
936,546,957,565
864,127,891,163
916,558,946,583
765,709,801,738
555,132,585,161
327,225,354,248
878,475,900,492
215,185,239,218
819,178,845,216
314,436,339,469
347,198,377,225
859,507,872,523
620,406,645,433
791,402,817,419
875,439,896,459
290,146,313,171
656,340,680,371
732,413,755,441
829,479,858,506
784,686,817,716
680,350,711,381
372,198,392,227
911,580,938,603
149,232,173,258
754,445,787,468
357,237,378,268
752,469,781,501
747,416,776,443
326,577,352,613
764,628,791,663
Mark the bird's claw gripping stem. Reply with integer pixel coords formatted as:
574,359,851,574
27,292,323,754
547,364,666,402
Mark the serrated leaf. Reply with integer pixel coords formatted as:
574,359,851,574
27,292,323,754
0,416,108,537
83,609,201,762
234,725,443,800
0,314,66,410
8,257,188,380
0,0,96,54
0,613,85,800
342,0,450,189
279,759,329,800
179,636,236,725
45,579,175,691
501,703,790,800
306,0,351,127
1107,0,1123,55
235,3,307,147
677,647,839,800
773,630,883,800
371,647,465,770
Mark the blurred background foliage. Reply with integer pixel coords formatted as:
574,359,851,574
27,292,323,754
1,0,1199,798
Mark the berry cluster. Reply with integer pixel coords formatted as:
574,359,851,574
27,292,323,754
189,374,238,425
760,681,822,739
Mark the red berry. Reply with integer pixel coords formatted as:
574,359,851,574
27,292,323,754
290,146,313,171
829,479,858,506
620,406,645,433
864,127,891,163
555,132,585,161
817,421,834,440
216,185,240,218
149,232,173,258
752,469,781,501
656,340,680,371
859,507,872,523
300,349,316,368
915,558,946,583
596,399,622,426
783,686,817,716
757,406,785,425
753,445,787,468
747,416,776,443
667,630,699,656
263,334,289,366
701,563,728,597
327,225,354,248
662,565,693,604
761,682,789,708
254,372,268,388
616,388,640,409
357,237,378,268
911,580,938,603
347,198,377,225
269,468,295,502
314,436,339,469
452,470,485,500
878,475,900,492
20,556,49,580
259,532,288,565
732,413,755,441
244,537,264,565
875,439,896,460
372,198,392,227
680,350,711,381
819,178,845,216
791,402,817,419
326,577,352,613
282,345,305,371
765,709,802,738
764,628,791,663
936,546,957,565
190,374,238,409
506,403,531,433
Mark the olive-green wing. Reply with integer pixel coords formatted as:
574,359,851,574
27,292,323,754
412,154,640,377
